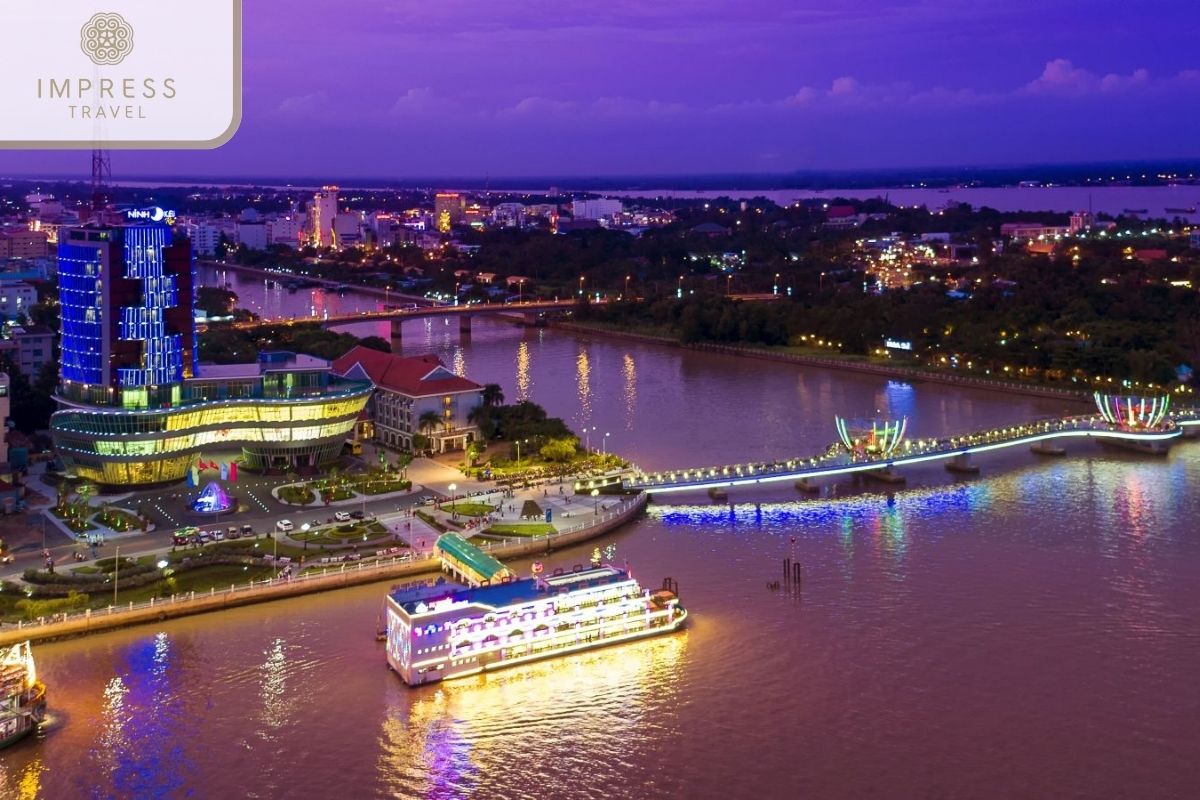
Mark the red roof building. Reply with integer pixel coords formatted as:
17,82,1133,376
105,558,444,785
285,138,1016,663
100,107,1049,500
332,346,483,452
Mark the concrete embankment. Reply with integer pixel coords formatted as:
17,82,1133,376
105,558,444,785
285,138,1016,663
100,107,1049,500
0,495,648,646
548,321,1093,405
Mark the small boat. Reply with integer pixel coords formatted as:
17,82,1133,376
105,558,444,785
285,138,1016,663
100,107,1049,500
1164,207,1196,214
1122,208,1148,215
0,642,47,749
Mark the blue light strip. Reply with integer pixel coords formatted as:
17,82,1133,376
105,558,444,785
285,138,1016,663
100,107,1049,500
120,226,184,387
632,424,1187,495
58,242,107,385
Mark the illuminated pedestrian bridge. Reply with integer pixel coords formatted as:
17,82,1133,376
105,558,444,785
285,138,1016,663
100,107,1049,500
627,397,1199,495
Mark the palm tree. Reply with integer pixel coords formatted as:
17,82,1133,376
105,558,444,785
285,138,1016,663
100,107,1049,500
482,383,504,408
418,410,442,449
56,476,79,513
75,483,96,520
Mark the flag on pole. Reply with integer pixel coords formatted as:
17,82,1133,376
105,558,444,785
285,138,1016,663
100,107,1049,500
230,462,238,483
189,466,199,487
220,462,229,480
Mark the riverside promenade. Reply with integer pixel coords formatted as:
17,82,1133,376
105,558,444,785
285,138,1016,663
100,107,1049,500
0,494,647,647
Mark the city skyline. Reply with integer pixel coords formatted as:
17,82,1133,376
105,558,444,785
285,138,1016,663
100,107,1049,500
1,0,1198,179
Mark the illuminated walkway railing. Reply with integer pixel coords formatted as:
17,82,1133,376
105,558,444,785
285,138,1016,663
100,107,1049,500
627,409,1200,495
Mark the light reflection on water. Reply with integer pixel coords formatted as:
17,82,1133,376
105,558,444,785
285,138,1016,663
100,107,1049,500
377,635,687,800
515,341,532,402
576,346,593,428
622,353,638,431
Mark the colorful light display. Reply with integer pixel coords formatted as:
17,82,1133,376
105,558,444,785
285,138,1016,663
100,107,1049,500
386,565,687,685
192,482,233,514
835,416,909,457
1093,393,1170,430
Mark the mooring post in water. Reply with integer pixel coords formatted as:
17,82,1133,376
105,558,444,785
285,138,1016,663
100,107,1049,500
793,562,803,585
783,557,791,580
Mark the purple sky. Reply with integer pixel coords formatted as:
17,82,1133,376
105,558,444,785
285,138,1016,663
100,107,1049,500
4,0,1198,179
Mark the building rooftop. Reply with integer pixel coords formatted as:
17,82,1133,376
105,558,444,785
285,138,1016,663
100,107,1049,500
436,532,511,583
195,351,331,381
332,346,481,396
392,565,631,615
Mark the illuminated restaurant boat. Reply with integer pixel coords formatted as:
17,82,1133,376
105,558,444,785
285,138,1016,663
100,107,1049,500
0,642,47,748
384,534,687,685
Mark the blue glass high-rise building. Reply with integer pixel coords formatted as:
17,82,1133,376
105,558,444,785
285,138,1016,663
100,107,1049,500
50,214,373,487
57,220,197,408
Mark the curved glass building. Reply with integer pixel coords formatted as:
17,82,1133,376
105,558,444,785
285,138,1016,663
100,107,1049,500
51,217,372,486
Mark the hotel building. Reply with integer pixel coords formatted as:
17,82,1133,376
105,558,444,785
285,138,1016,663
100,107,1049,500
49,214,372,486
332,345,482,452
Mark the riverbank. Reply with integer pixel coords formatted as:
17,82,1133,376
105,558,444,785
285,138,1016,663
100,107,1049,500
548,320,1095,405
0,494,647,646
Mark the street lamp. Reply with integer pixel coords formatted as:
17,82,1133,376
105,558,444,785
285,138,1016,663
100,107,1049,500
578,275,585,296
448,482,457,514
726,274,733,296
515,438,528,469
603,432,610,455
774,273,780,296
591,488,600,515
677,275,684,298
584,426,596,452
624,275,631,299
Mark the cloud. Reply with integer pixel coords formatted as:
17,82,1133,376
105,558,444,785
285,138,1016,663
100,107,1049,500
389,87,459,116
1023,58,1152,95
275,91,328,117
828,76,859,97
499,96,579,116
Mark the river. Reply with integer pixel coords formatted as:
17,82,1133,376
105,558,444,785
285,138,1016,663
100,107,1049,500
605,185,1200,219
2,277,1197,798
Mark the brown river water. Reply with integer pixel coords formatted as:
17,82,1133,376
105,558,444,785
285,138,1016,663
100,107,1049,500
2,274,1196,799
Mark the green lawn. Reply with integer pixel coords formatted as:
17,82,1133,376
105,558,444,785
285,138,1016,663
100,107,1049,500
193,538,313,561
415,511,449,533
440,502,496,517
357,480,412,495
484,523,557,537
117,564,278,604
314,485,356,502
50,507,97,533
291,521,392,546
95,508,146,532
278,485,315,505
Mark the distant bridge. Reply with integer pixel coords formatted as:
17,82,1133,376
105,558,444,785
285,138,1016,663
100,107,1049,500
222,298,603,349
625,410,1200,495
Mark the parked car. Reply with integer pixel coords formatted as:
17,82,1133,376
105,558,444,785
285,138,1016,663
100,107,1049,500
334,511,351,522
241,525,255,537
349,510,365,520
226,526,241,540
276,520,294,533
